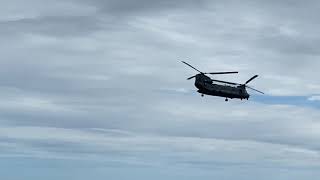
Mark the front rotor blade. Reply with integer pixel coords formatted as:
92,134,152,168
181,61,202,73
245,75,259,84
210,79,239,85
246,86,264,94
187,75,197,80
206,71,238,75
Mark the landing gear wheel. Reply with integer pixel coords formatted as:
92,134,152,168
225,98,228,102
201,94,204,97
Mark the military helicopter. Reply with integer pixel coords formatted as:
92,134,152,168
182,61,264,101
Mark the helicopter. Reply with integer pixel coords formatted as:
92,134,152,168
182,61,264,101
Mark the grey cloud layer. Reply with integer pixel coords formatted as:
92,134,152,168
0,0,320,179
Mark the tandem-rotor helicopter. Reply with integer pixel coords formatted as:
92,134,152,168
182,61,264,101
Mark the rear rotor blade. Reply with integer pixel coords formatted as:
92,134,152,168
246,75,259,84
206,71,238,75
210,79,239,85
246,85,264,94
181,61,202,73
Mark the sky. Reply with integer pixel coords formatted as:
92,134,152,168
1,0,320,179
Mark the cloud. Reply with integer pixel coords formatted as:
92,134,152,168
0,126,319,169
78,0,209,15
0,0,97,20
0,16,103,37
1,0,320,179
308,96,320,101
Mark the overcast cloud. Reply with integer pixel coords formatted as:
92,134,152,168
1,0,320,179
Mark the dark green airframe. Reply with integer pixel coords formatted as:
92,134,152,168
182,61,264,101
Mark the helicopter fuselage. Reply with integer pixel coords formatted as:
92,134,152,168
194,74,250,100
